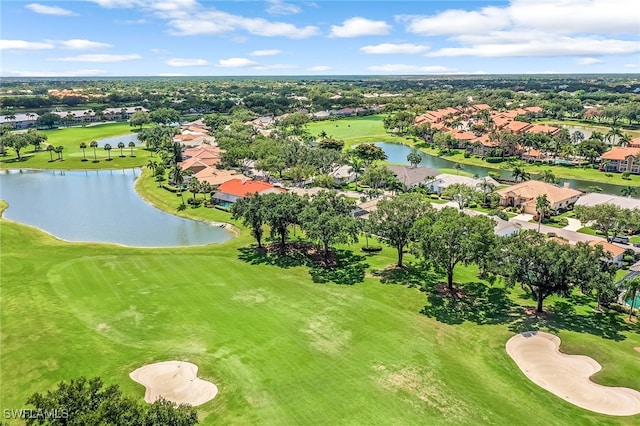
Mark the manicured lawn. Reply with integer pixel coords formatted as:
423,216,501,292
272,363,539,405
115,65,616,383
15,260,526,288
0,123,153,170
306,115,407,147
1,172,639,425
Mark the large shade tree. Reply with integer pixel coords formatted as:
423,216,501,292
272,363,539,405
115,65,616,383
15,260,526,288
368,193,434,267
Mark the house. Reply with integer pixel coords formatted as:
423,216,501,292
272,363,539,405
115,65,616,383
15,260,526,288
102,106,147,120
575,193,640,210
629,137,640,148
212,179,285,206
429,174,499,195
386,165,439,189
495,180,582,214
588,240,626,265
195,168,245,187
353,197,388,219
524,124,561,136
53,109,97,124
328,164,356,185
0,112,39,129
600,147,640,174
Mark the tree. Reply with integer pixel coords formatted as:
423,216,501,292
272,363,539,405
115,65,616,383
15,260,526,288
104,143,112,161
477,177,496,207
317,138,344,151
55,145,64,161
351,143,387,166
577,138,607,164
187,177,200,203
574,204,636,242
46,144,55,161
150,107,180,125
535,194,551,232
540,169,556,184
368,193,434,267
300,190,359,260
360,164,396,193
76,142,87,162
511,166,530,182
118,141,126,157
231,194,267,248
501,230,581,313
170,166,186,204
90,140,99,162
414,207,496,290
573,242,616,312
5,133,28,160
347,155,365,190
25,376,198,426
25,128,46,151
442,183,479,210
128,141,136,156
36,112,59,129
622,277,640,321
129,110,151,128
263,192,306,250
407,151,422,168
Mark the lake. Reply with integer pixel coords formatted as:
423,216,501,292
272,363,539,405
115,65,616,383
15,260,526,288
0,169,233,247
377,142,637,197
94,133,140,148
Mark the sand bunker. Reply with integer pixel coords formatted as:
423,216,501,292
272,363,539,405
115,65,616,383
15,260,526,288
506,331,640,416
130,361,218,406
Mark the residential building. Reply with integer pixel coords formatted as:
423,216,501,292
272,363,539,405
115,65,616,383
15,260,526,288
588,240,626,265
495,180,582,214
0,112,39,129
575,193,640,210
102,106,148,120
429,174,499,195
386,165,439,189
212,179,285,206
600,147,640,174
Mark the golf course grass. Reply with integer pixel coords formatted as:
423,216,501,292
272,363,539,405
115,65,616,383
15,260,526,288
306,114,407,147
0,123,152,170
1,171,640,425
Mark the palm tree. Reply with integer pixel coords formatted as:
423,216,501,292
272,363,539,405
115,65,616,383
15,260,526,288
605,127,623,147
535,194,551,233
622,277,640,321
511,166,530,182
407,152,422,168
540,169,556,184
170,166,186,204
147,159,158,174
55,145,64,161
128,141,136,156
90,140,98,162
188,177,200,203
348,155,365,191
46,144,55,162
619,133,632,147
477,177,496,207
570,130,584,144
117,141,125,157
621,185,638,197
454,163,463,175
104,143,112,161
79,142,87,161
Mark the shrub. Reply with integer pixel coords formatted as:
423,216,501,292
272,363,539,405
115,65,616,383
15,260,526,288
468,202,478,208
463,151,471,158
485,157,504,163
429,194,440,199
547,232,557,237
162,184,179,193
361,246,383,253
488,209,509,220
623,255,635,263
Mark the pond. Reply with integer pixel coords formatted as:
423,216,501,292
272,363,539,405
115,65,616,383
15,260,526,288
560,124,621,145
95,133,140,148
0,169,233,247
376,142,638,197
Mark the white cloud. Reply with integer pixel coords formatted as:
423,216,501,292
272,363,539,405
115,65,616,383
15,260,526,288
428,35,640,57
360,43,429,55
624,63,639,68
250,49,282,57
115,18,148,25
329,17,391,38
252,64,297,70
57,39,113,50
25,3,76,16
217,57,258,67
266,0,301,16
8,69,109,77
367,64,458,74
90,0,141,8
576,57,602,65
307,65,331,72
0,39,55,50
398,7,509,36
53,54,141,62
166,58,209,67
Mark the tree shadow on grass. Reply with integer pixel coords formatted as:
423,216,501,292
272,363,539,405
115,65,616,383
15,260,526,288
237,244,368,285
372,263,440,289
508,301,635,342
420,282,519,325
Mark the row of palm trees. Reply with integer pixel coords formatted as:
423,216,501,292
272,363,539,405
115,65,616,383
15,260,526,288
79,141,135,162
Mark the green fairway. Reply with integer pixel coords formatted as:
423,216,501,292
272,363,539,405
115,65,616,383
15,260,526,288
306,114,407,147
0,123,153,170
2,175,639,425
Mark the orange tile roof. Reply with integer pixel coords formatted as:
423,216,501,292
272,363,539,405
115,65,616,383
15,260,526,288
628,137,640,148
526,124,560,135
473,104,492,110
194,168,244,186
522,148,542,158
601,147,640,160
504,120,531,133
449,130,478,141
495,180,582,205
217,179,284,198
525,106,543,113
588,240,627,258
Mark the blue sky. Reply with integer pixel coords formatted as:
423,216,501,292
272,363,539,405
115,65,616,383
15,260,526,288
1,0,638,77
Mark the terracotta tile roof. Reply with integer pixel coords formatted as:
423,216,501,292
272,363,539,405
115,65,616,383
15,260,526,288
449,130,478,141
588,240,627,258
525,124,560,135
182,146,221,160
601,147,640,160
504,120,531,133
495,180,582,205
522,148,543,158
194,168,245,186
216,179,284,198
630,137,640,148
525,106,543,113
473,104,492,110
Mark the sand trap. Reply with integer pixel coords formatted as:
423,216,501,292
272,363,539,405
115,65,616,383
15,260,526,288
506,331,640,416
130,361,218,406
